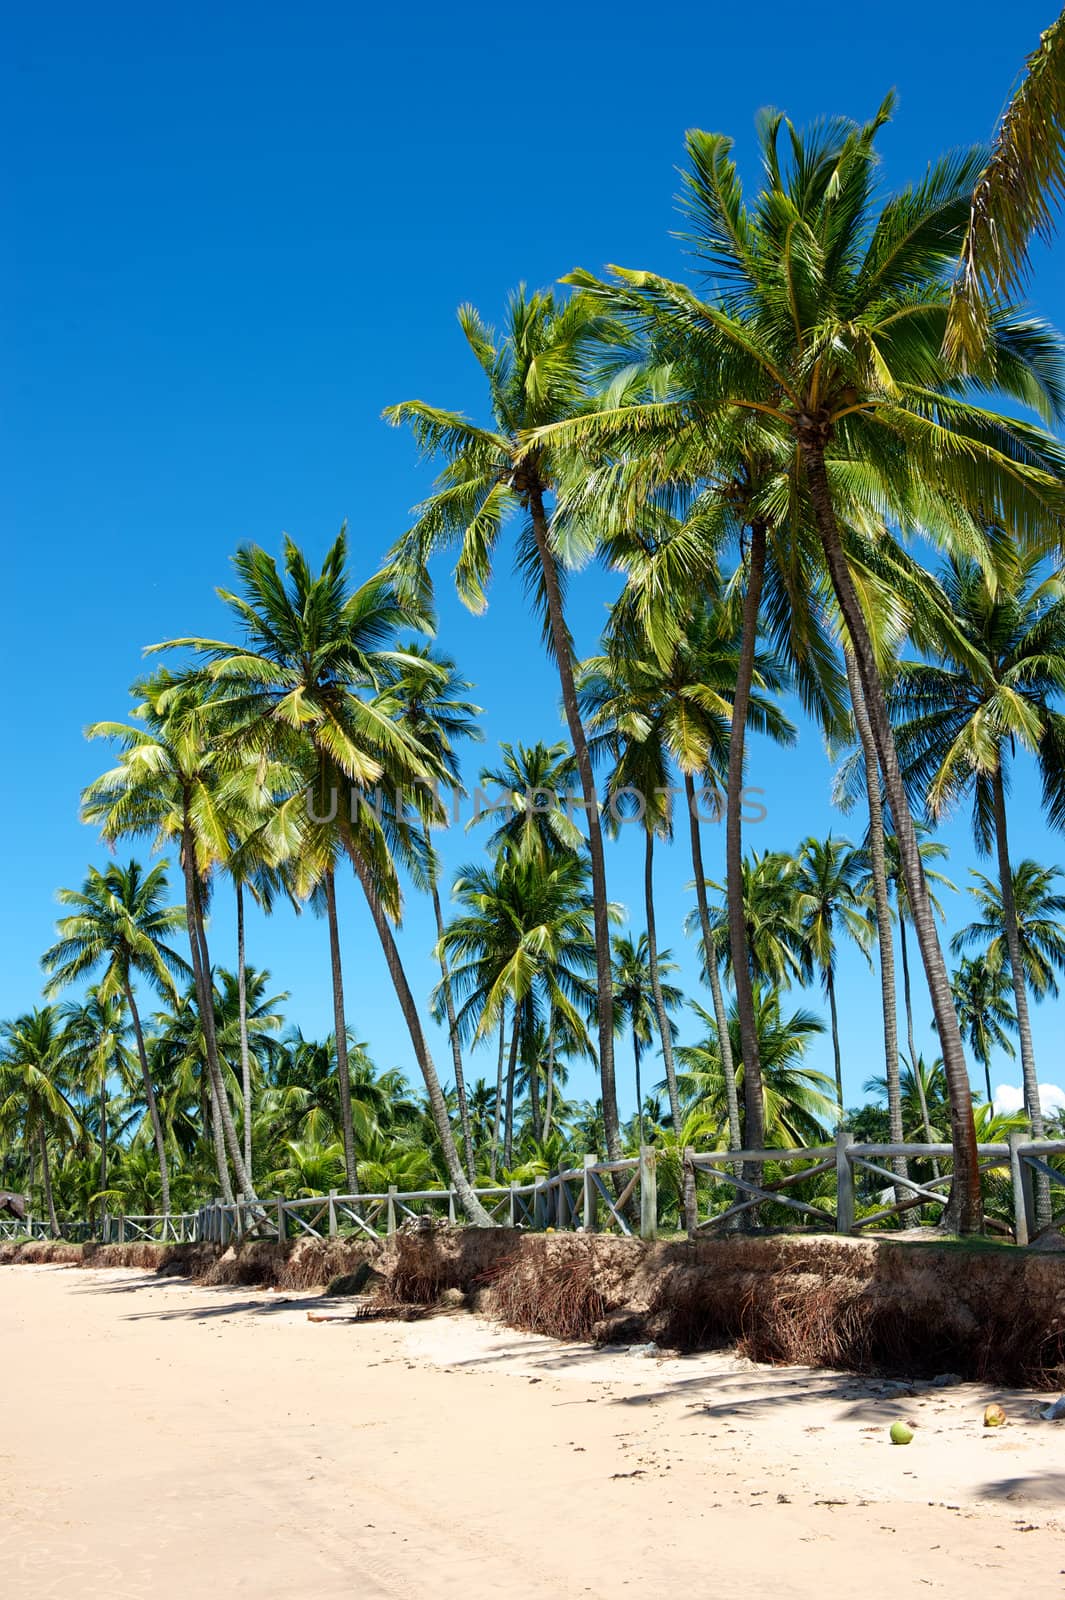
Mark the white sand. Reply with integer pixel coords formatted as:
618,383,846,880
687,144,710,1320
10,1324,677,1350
1,1264,1063,1598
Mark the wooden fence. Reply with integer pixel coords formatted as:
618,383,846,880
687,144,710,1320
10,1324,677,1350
9,1135,1065,1248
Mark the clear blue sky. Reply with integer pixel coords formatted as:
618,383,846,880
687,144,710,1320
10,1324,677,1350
5,1,1065,1116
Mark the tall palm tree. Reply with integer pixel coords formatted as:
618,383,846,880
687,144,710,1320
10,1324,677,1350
793,835,874,1115
42,861,189,1217
951,956,1016,1106
80,675,255,1204
954,858,1065,1005
948,8,1065,363
380,643,483,1177
385,289,627,1162
556,104,1065,1229
153,532,492,1224
892,555,1065,1172
0,1009,80,1235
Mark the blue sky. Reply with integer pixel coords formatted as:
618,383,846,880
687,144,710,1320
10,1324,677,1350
5,0,1065,1117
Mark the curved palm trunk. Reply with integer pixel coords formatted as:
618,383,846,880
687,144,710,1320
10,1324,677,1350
845,651,906,1194
685,774,742,1162
727,520,768,1160
426,839,475,1179
504,1011,521,1170
801,440,982,1232
644,827,695,1228
39,1125,60,1237
528,490,621,1162
323,869,359,1195
344,841,493,1225
180,825,251,1202
236,881,253,1183
992,767,1049,1229
122,980,171,1218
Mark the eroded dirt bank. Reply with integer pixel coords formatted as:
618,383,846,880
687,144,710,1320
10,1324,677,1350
4,1229,1065,1386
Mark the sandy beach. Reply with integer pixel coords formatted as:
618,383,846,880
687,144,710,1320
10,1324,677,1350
1,1264,1063,1599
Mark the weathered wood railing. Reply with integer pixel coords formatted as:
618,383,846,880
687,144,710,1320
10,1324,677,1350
12,1135,1065,1247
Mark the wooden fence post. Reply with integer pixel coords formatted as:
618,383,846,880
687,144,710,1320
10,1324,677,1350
328,1190,337,1238
508,1181,518,1227
533,1177,546,1230
639,1146,658,1241
275,1198,285,1244
447,1189,456,1224
583,1155,597,1233
117,1215,126,1245
1009,1128,1036,1246
835,1130,855,1234
386,1185,397,1235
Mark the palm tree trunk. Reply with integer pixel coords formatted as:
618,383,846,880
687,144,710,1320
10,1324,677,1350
491,1010,506,1181
426,840,475,1179
528,1038,542,1143
323,869,358,1195
180,823,251,1202
99,1077,108,1235
845,651,906,1194
236,881,253,1183
633,1034,643,1145
39,1125,60,1237
826,967,843,1115
122,980,171,1217
801,439,982,1233
644,826,696,1228
727,519,768,1157
991,767,1049,1229
544,1015,555,1140
685,773,742,1163
899,919,941,1180
205,1070,232,1202
504,1010,521,1170
344,841,493,1225
528,489,621,1162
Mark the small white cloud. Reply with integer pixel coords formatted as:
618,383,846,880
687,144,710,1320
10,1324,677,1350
993,1082,1065,1118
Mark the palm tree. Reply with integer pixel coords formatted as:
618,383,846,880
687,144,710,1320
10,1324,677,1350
42,861,189,1217
154,532,492,1224
954,859,1065,1028
385,288,627,1162
951,956,1016,1106
948,8,1065,363
0,1009,80,1235
61,987,130,1231
793,835,874,1115
675,996,837,1150
558,104,1065,1229
380,642,483,1177
611,933,682,1145
80,674,256,1204
477,742,584,866
893,557,1065,1173
580,589,795,1161
440,852,598,1168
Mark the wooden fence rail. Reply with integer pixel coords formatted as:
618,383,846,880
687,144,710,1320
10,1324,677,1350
10,1136,1065,1248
